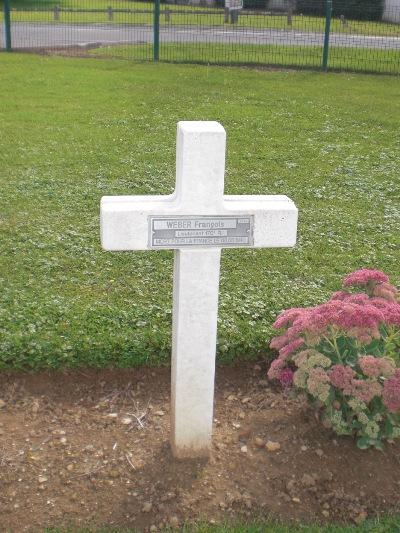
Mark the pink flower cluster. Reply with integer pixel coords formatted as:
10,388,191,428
327,364,383,402
268,269,400,416
343,269,389,288
370,297,400,327
268,336,304,381
358,355,395,378
270,270,399,357
272,298,384,349
329,364,355,395
373,283,399,303
352,379,382,403
267,360,294,388
383,370,400,412
343,269,399,302
307,367,330,402
268,358,286,380
279,368,294,388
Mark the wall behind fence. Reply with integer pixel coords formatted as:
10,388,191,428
1,0,399,73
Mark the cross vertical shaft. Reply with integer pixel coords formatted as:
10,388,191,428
170,122,227,458
171,248,221,458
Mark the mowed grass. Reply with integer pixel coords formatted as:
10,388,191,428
0,53,399,370
1,0,400,37
90,43,400,74
189,521,400,533
47,516,400,532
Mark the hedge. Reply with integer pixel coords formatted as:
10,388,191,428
296,0,384,21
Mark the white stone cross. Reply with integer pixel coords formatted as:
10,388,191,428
100,121,298,459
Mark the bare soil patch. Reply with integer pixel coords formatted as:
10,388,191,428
0,362,399,532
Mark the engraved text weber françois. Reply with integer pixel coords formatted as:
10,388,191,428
149,216,254,248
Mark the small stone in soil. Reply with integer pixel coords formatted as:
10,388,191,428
240,445,248,453
169,516,180,527
121,417,133,425
238,428,251,441
142,502,152,513
0,399,6,409
38,476,48,483
286,479,296,492
301,473,316,487
353,511,368,525
254,437,265,448
265,441,281,452
154,411,165,416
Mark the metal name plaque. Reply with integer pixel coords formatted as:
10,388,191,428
149,215,254,249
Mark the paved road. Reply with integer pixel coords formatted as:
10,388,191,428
2,22,400,50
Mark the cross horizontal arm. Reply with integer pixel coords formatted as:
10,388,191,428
100,194,297,251
101,193,179,251
223,195,298,248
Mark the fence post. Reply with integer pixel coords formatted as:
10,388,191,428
3,0,12,52
322,0,332,71
153,0,160,62
224,7,229,23
287,0,293,26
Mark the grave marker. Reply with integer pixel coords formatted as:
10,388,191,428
100,121,298,458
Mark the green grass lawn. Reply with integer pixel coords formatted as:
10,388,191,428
1,0,399,36
47,516,400,532
90,42,400,74
0,53,399,370
193,522,400,533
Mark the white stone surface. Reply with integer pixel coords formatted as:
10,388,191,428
100,121,298,458
383,0,400,23
171,248,221,458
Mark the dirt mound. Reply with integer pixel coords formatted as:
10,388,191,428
0,363,399,531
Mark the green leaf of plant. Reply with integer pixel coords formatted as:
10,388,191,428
356,436,371,450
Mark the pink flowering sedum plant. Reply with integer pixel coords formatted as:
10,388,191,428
268,269,400,450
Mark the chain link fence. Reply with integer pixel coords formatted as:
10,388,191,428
1,0,399,73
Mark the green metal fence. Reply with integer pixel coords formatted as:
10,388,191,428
1,0,399,74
